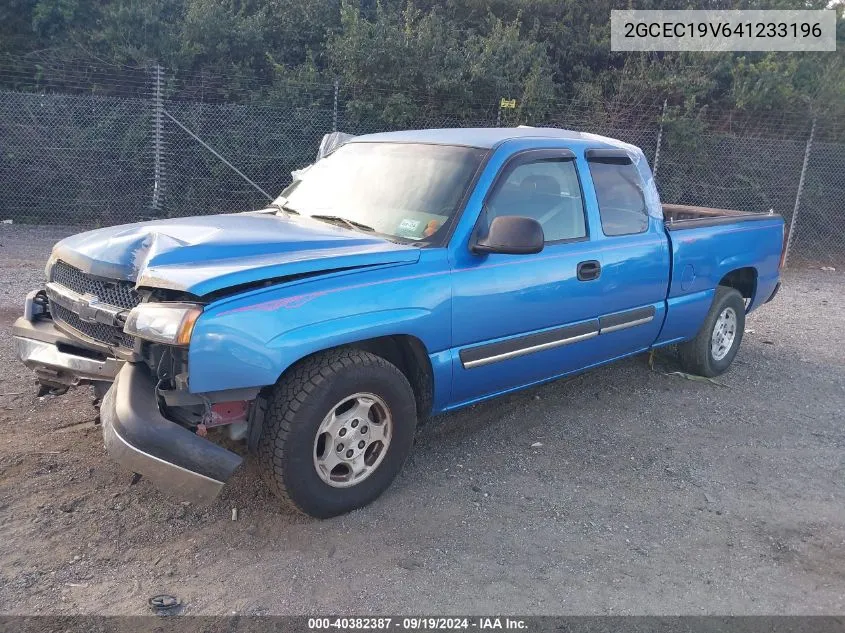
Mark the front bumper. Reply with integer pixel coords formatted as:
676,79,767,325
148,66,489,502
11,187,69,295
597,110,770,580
13,316,123,388
100,364,243,504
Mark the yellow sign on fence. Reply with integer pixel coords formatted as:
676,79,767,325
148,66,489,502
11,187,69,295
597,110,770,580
500,98,517,109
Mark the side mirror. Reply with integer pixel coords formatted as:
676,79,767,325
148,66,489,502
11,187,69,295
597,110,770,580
472,215,544,255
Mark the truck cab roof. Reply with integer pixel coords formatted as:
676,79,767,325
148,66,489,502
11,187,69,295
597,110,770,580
348,127,629,151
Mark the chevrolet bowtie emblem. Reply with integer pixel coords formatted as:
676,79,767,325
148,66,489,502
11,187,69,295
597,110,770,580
45,282,125,327
74,294,103,324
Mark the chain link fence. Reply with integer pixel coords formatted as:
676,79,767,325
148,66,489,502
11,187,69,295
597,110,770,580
0,91,150,226
787,119,845,265
0,66,843,266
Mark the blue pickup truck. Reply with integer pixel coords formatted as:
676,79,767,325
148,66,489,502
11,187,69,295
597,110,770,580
13,127,784,518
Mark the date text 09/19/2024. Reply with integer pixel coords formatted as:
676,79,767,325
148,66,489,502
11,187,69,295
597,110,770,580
307,618,528,630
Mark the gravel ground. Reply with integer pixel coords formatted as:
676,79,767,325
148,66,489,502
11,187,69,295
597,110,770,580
0,224,843,615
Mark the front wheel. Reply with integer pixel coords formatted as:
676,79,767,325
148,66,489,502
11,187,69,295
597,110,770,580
677,286,746,377
257,349,417,518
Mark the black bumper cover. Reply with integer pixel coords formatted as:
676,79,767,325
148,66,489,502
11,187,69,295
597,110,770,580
101,363,242,504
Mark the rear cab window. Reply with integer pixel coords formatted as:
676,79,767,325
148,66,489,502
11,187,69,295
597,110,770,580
587,154,649,236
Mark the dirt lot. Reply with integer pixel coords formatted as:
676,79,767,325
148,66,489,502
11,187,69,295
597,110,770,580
0,224,843,615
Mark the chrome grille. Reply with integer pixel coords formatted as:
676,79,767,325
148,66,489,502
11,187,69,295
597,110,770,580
49,260,140,349
51,260,141,310
51,303,136,349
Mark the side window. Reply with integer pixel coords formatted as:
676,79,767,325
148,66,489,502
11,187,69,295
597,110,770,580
587,158,649,236
485,158,587,243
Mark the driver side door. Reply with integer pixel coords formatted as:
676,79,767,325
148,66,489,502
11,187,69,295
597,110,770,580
448,149,606,407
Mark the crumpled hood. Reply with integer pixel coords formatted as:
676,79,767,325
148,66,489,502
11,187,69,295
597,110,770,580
51,212,420,296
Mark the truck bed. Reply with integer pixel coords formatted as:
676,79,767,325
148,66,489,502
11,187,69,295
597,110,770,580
655,208,784,348
663,203,772,229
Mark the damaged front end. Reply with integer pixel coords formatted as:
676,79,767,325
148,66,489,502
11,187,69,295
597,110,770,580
100,363,245,504
14,257,145,393
14,202,412,503
13,289,124,395
14,260,255,504
99,338,263,503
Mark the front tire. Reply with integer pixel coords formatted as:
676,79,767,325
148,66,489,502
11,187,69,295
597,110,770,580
677,286,746,377
257,348,417,518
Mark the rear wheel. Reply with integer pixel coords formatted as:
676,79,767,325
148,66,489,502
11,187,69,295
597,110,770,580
257,348,417,518
677,286,746,377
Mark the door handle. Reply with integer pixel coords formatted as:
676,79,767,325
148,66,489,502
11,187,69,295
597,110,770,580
577,260,601,281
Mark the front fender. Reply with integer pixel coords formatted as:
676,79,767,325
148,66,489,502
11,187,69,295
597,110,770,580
187,252,452,393
266,306,435,371
189,308,439,393
267,308,431,350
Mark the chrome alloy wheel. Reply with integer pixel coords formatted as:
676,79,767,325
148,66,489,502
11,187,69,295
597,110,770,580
711,306,738,361
313,393,392,488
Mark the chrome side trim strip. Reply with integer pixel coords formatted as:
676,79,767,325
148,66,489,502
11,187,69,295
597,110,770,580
462,330,598,369
600,314,655,334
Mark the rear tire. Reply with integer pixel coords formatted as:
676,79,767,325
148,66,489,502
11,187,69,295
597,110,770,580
677,286,745,377
257,348,417,518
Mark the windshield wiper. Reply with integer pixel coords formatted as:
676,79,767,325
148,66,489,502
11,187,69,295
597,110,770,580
268,200,300,216
310,214,375,233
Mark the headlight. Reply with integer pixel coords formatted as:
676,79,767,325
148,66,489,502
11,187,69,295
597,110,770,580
123,303,202,345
